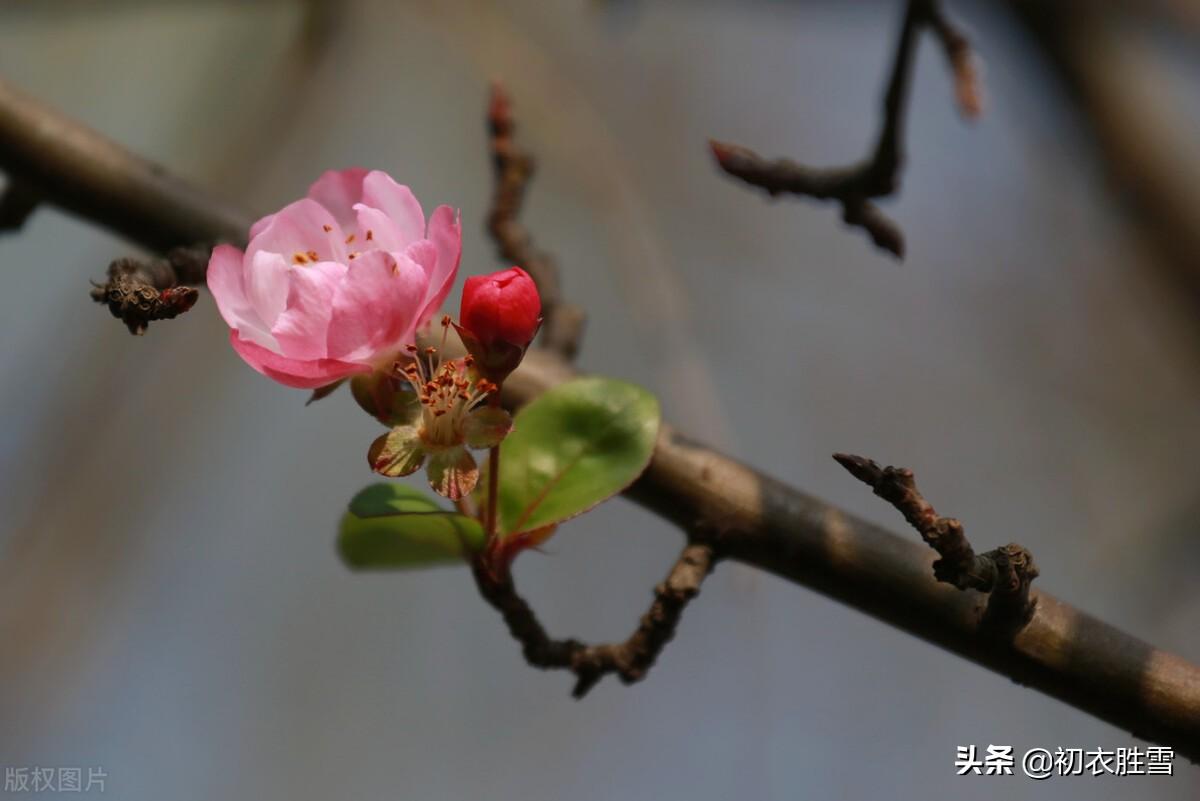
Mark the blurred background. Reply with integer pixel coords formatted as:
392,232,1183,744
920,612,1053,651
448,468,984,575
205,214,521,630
0,1,1198,798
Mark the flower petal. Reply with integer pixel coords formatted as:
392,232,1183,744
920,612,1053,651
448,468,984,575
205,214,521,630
352,203,407,253
307,168,368,229
463,406,512,449
426,447,478,500
244,250,291,330
408,237,441,326
361,171,424,246
326,250,428,363
207,243,277,350
247,198,349,266
270,260,347,360
248,211,275,242
368,425,426,477
229,331,370,389
419,205,462,324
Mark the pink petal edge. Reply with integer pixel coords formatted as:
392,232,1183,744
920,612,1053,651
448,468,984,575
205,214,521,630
230,331,370,389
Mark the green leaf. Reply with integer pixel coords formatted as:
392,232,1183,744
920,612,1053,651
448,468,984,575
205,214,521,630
339,483,484,569
494,377,660,536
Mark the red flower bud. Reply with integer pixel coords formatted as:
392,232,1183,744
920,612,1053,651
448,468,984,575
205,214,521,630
460,267,541,348
456,267,541,382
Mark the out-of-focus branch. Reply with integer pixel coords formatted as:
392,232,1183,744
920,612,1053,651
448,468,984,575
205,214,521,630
0,78,249,251
0,77,249,331
2,77,1199,758
0,178,40,231
1009,0,1200,322
486,83,586,360
472,543,714,698
834,453,1038,630
710,0,981,258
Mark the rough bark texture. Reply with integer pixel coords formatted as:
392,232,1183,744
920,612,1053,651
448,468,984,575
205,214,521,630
472,543,714,698
833,453,1039,631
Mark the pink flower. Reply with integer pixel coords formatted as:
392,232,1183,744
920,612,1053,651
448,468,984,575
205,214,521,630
208,169,461,389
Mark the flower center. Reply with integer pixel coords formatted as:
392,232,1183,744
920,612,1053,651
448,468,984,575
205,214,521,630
401,318,497,451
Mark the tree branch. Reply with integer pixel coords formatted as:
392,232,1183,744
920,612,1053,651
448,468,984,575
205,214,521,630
2,78,1198,758
709,0,982,258
0,178,41,232
0,78,249,251
89,247,206,335
486,82,586,360
0,77,249,333
1009,0,1200,328
833,453,1038,631
472,543,714,698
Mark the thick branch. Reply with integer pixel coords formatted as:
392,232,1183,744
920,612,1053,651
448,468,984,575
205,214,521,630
0,178,40,231
486,83,586,359
2,79,1199,758
710,0,981,258
0,78,249,251
833,453,1038,630
0,77,248,334
473,543,714,698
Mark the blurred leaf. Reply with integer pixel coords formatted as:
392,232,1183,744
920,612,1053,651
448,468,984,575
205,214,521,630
339,483,484,569
494,377,659,537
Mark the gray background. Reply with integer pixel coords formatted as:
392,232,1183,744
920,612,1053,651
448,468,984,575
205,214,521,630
0,1,1198,799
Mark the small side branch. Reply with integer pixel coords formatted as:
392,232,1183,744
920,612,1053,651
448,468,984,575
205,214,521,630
486,83,586,360
833,453,1037,629
472,543,715,698
89,246,208,335
710,0,982,258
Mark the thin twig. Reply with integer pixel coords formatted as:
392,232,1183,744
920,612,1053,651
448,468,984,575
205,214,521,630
833,453,1038,630
472,543,715,698
710,0,982,258
486,82,586,359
